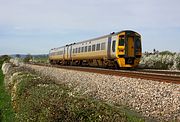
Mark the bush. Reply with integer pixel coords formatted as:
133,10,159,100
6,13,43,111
139,52,180,70
23,54,32,63
0,55,11,64
159,50,175,55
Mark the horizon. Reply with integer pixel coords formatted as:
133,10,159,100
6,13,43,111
1,49,179,57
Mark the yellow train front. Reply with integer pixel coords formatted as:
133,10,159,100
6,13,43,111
49,30,142,68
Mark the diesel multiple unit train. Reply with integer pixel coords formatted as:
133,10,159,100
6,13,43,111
49,30,142,68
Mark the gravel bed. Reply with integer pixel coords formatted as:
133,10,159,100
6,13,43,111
21,64,180,121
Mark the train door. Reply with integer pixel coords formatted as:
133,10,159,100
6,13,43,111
69,45,72,60
63,47,65,60
107,36,112,59
127,37,134,57
111,35,117,58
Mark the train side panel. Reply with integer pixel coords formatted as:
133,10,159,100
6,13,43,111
71,37,108,60
49,47,64,63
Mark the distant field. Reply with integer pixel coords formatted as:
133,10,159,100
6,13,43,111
32,55,48,63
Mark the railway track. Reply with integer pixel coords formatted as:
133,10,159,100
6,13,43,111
29,63,180,84
134,69,180,76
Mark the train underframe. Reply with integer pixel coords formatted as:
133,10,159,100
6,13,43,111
49,57,140,69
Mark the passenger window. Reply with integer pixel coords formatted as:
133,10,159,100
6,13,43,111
88,45,91,52
112,40,116,52
96,44,100,51
92,45,96,51
119,36,125,46
59,51,63,55
81,47,84,52
101,42,106,50
75,48,77,53
85,46,87,52
78,47,80,53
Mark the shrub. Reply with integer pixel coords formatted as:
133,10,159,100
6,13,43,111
23,54,32,63
139,52,180,70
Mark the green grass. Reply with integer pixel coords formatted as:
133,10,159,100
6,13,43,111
0,60,15,122
32,55,48,63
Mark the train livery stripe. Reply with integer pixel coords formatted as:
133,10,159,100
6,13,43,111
107,36,112,59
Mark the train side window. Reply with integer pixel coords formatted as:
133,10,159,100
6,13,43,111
119,36,125,46
112,40,116,52
92,45,96,51
81,47,84,52
75,48,77,53
85,46,87,52
96,43,100,51
101,42,105,50
78,47,80,53
88,45,91,52
58,51,63,55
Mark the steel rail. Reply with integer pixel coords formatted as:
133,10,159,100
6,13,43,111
29,63,180,84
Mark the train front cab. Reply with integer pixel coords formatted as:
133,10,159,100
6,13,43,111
116,31,142,68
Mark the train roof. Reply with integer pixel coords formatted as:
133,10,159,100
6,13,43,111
50,30,140,51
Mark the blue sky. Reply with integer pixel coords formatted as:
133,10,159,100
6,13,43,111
0,0,180,55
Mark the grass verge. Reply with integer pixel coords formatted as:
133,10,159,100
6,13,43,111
9,69,145,122
0,60,15,122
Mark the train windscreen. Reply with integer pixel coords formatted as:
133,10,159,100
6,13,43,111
119,36,125,46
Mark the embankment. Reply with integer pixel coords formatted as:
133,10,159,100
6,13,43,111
1,62,145,122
